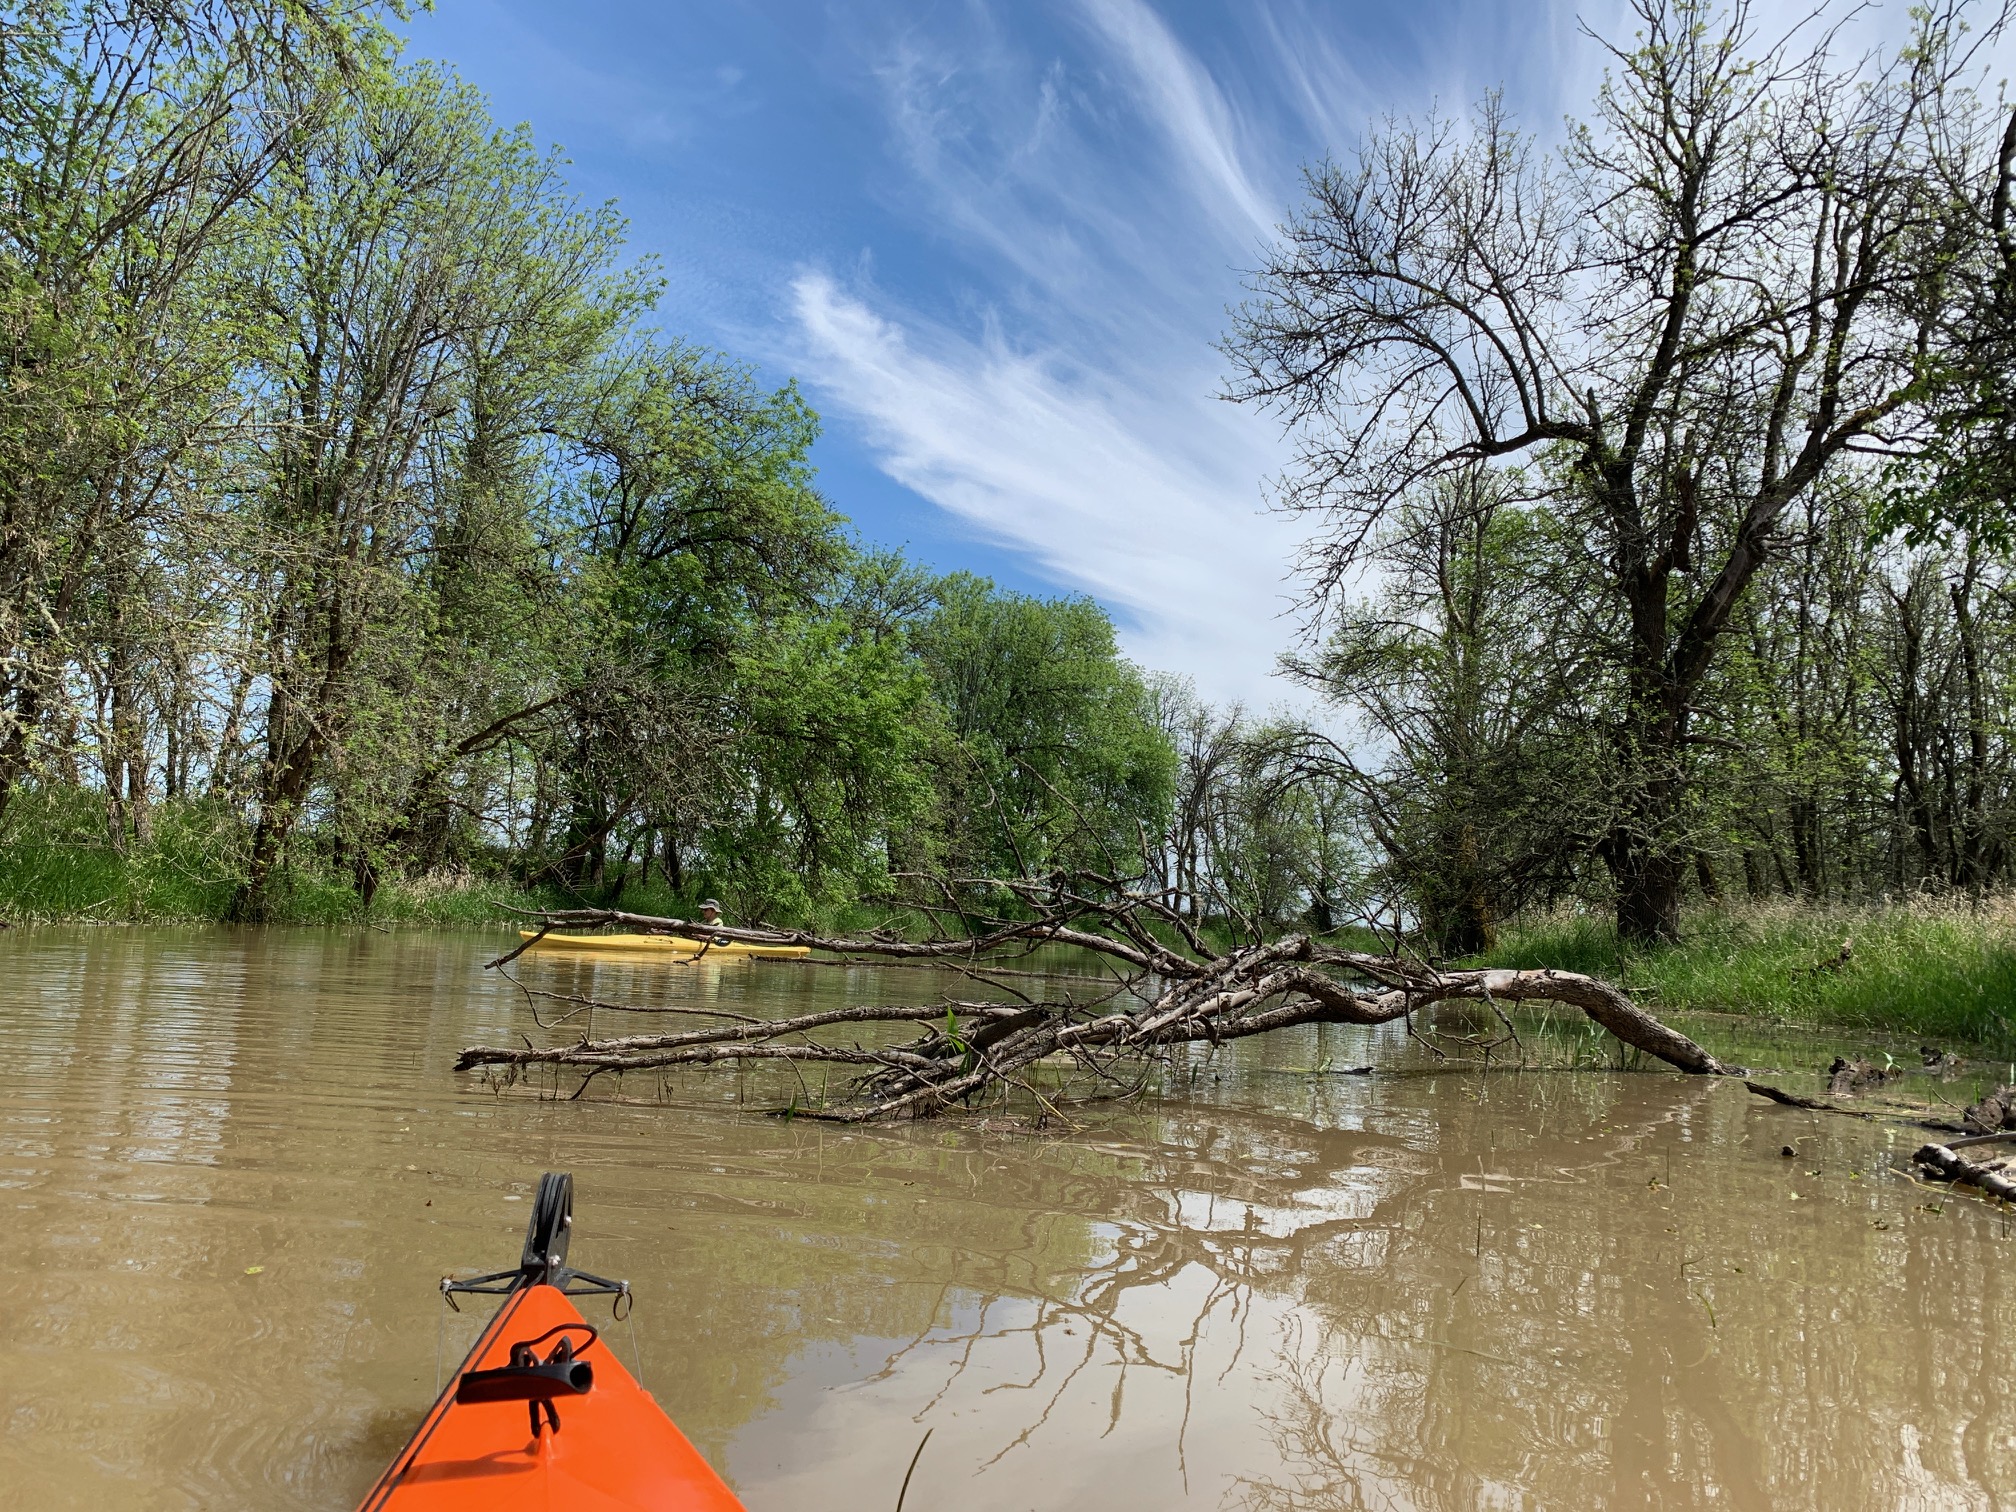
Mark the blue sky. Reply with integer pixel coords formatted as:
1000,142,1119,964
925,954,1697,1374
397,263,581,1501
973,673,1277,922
393,0,1626,701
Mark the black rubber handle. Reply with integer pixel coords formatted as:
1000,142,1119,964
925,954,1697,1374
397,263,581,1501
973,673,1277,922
455,1359,594,1404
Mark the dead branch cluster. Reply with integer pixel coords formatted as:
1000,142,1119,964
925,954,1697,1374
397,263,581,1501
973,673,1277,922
455,878,1731,1120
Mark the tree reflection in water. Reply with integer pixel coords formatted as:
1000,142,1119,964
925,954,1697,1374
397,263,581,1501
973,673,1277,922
736,1060,2009,1511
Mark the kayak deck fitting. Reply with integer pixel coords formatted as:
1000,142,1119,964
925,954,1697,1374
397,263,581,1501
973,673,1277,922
517,930,811,960
356,1172,745,1512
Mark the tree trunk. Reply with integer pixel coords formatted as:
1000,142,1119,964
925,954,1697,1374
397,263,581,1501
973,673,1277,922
1950,551,1992,895
231,726,322,922
0,673,47,822
1608,561,1688,944
1790,794,1820,897
353,845,379,908
1693,849,1721,902
109,638,150,848
1609,756,1688,943
1614,843,1684,943
128,757,152,847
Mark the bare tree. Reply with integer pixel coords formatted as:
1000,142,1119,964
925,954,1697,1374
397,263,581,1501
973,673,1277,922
1226,0,2007,939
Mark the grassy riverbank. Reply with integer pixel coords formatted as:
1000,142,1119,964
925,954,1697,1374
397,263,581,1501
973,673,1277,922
0,788,696,927
1476,898,2016,1049
9,790,2015,1048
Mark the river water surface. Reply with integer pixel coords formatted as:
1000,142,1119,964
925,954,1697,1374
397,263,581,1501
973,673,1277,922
3,926,2013,1510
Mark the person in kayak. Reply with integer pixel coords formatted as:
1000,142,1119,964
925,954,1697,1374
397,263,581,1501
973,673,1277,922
697,899,728,943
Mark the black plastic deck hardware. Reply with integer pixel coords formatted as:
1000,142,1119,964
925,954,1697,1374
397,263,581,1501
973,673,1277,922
436,1171,632,1437
439,1172,632,1313
455,1323,599,1436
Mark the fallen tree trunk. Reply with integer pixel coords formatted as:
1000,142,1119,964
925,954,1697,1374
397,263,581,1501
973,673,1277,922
1746,1079,1969,1134
459,880,1731,1119
1913,1142,2016,1203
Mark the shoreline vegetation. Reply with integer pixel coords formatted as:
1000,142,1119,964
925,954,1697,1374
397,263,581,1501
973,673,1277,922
10,789,2012,1053
1482,899,2016,1051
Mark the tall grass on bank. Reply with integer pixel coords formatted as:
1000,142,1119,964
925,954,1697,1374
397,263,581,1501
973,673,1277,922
0,786,702,926
12,787,2016,1050
0,786,242,920
1475,897,2016,1049
0,786,932,933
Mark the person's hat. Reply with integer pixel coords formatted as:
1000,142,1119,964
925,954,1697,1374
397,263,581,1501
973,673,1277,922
699,898,722,911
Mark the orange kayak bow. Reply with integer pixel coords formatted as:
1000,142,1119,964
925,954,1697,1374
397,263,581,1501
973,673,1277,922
356,1173,745,1512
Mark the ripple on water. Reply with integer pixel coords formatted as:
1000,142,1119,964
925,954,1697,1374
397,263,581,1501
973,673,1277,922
4,925,2015,1509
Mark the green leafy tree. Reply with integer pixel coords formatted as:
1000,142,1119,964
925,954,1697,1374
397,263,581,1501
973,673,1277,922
0,1,377,821
1289,472,1590,953
914,574,1175,880
231,59,632,917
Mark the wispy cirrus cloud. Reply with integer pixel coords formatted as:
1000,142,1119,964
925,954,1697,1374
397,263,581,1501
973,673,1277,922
406,0,1995,703
789,269,1301,683
780,3,1303,697
778,0,1626,700
1075,0,1276,241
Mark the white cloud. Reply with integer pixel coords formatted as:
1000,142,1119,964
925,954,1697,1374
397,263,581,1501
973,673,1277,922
1075,0,1277,240
777,0,1745,706
767,2,1328,702
788,270,1301,700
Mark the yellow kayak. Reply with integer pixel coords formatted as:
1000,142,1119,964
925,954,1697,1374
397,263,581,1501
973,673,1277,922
516,930,810,960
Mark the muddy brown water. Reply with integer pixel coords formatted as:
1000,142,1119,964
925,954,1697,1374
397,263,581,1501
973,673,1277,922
2,926,2012,1510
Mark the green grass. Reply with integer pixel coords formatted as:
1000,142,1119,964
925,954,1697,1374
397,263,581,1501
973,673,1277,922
0,786,242,921
0,785,970,933
0,786,724,927
1473,898,2016,1050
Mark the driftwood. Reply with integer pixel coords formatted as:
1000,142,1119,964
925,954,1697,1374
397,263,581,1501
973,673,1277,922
1914,1142,2016,1203
1745,1078,1970,1134
1745,1080,1875,1118
1826,1056,1905,1096
456,878,1733,1121
1963,1082,2016,1133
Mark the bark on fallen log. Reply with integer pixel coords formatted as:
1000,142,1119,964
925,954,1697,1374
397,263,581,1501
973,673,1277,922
1913,1142,2016,1203
1747,1079,1968,1133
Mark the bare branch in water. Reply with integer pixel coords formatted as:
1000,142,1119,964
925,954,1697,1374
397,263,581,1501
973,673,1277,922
457,877,1730,1119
